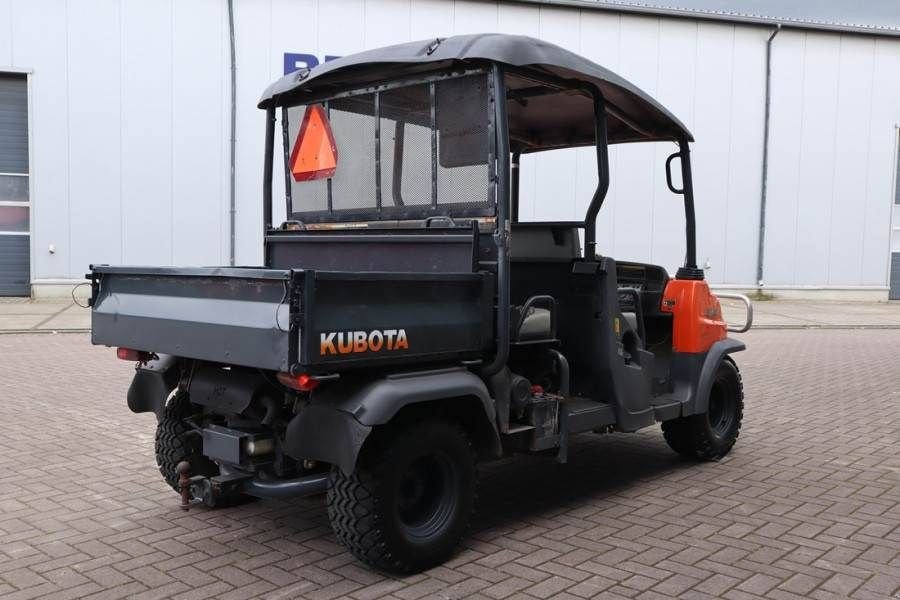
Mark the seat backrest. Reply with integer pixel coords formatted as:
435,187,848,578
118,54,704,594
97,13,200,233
510,224,580,262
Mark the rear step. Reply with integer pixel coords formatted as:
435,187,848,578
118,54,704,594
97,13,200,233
502,397,616,459
565,397,615,434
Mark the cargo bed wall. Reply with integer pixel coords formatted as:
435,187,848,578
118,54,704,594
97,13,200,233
301,272,493,370
91,266,299,371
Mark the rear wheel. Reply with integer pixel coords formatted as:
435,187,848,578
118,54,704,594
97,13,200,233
662,358,743,460
154,392,218,492
327,419,476,574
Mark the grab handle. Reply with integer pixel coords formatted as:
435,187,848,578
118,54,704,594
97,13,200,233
715,292,753,333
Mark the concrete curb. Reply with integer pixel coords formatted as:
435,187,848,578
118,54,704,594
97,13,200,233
0,329,91,335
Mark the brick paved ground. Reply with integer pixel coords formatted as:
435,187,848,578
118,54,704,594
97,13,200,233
1,330,897,600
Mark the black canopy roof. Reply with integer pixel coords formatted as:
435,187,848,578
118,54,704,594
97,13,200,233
258,33,692,148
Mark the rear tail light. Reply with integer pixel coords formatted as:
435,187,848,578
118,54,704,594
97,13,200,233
116,347,152,362
277,371,320,392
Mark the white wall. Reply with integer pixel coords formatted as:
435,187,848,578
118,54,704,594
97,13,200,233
1,0,230,281
1,0,898,289
765,31,900,287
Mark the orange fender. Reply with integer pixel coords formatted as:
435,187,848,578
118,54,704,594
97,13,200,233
660,279,726,353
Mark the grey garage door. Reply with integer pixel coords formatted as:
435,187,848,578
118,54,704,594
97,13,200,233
0,73,30,296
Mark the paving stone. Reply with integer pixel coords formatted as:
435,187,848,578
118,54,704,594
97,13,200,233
1,330,898,600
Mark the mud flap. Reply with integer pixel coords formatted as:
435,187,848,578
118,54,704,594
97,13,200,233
693,338,745,414
284,404,371,475
126,354,179,420
284,368,501,474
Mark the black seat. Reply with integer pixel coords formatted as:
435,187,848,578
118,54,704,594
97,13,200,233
509,224,575,342
510,223,580,262
518,307,552,340
512,295,556,342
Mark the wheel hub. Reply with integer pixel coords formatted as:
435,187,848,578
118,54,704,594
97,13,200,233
708,378,736,437
397,453,457,540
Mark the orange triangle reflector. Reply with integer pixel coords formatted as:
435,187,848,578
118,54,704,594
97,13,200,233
290,104,338,181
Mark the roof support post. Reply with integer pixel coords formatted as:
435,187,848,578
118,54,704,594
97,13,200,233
511,151,520,222
583,87,610,260
482,64,510,377
263,106,275,237
675,135,704,280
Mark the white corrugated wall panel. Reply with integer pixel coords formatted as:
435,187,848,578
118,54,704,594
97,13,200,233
763,31,805,286
692,23,736,283
453,1,499,34
794,34,840,286
0,0,11,65
67,0,123,272
862,38,900,286
121,0,173,265
171,0,227,267
497,1,540,37
232,0,274,266
365,0,412,49
827,35,875,286
722,27,766,284
862,41,900,285
9,0,69,279
764,30,900,288
410,0,453,39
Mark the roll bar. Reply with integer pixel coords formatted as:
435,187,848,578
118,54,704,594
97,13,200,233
582,84,610,260
664,135,702,280
263,106,275,234
504,68,700,279
481,64,511,376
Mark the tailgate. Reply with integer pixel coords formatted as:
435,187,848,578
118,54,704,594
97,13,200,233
90,266,301,371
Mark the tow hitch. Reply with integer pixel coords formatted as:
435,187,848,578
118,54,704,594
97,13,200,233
175,464,328,509
174,424,331,510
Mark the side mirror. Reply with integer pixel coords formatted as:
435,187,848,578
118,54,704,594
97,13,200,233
665,151,683,194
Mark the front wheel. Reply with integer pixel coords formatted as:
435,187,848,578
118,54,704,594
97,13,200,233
662,358,744,460
327,419,477,574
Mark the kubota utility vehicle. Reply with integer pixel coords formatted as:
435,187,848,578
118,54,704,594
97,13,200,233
89,34,752,574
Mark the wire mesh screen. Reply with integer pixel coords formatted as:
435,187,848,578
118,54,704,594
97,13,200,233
330,94,377,211
380,84,432,207
435,75,491,213
285,71,493,223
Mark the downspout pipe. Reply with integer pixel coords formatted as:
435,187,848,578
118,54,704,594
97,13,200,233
756,24,781,288
227,0,237,266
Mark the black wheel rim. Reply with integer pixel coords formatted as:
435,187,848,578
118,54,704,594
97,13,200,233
707,375,736,438
396,452,458,541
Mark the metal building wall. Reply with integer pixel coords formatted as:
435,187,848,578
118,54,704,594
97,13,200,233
0,0,898,293
0,0,231,285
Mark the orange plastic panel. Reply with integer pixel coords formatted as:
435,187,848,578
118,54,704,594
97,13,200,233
660,279,726,353
289,104,337,182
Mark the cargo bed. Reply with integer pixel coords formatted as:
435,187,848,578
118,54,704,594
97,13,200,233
89,265,492,373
